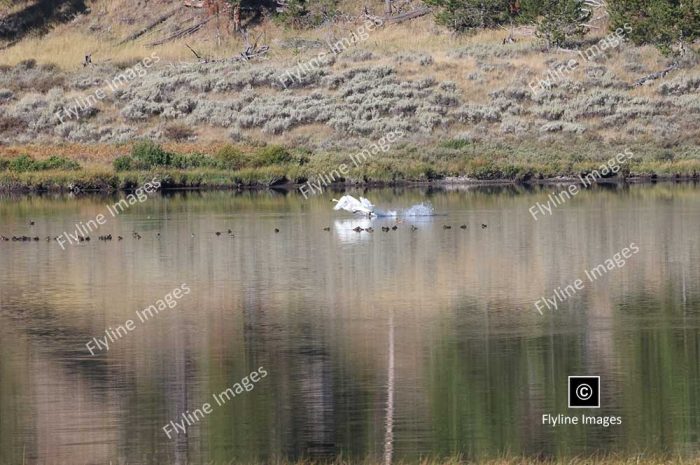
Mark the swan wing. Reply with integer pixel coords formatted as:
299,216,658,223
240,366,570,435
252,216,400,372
359,197,375,211
333,195,362,213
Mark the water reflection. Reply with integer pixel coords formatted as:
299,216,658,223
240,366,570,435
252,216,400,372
0,184,699,464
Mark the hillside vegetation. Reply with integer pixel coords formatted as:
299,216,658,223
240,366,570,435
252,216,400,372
0,0,699,190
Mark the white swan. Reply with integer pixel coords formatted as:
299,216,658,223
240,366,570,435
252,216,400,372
332,195,375,217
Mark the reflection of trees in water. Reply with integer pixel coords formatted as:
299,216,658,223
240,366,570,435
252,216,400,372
5,284,700,461
0,294,203,464
0,325,33,465
615,289,700,454
0,300,122,464
384,313,395,465
294,321,336,459
426,288,700,459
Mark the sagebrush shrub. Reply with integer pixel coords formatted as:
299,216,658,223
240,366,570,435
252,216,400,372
0,115,24,133
0,89,13,102
163,123,196,141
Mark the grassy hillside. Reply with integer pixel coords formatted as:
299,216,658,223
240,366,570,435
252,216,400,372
0,0,699,190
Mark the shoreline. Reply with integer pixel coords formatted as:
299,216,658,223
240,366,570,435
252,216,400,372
1,172,698,194
2,140,699,194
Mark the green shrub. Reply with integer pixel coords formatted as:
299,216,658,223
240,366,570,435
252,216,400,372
0,158,8,171
170,153,220,169
9,155,39,172
215,145,248,170
131,141,172,167
113,156,134,172
253,145,293,167
6,155,80,172
39,156,80,171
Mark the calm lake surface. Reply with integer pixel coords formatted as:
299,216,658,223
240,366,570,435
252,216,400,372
1,184,699,464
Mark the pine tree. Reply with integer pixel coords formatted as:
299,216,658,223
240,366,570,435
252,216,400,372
424,0,592,40
608,0,700,52
536,0,591,46
422,0,514,31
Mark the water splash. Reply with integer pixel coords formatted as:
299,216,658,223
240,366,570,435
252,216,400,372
374,202,434,218
401,202,434,217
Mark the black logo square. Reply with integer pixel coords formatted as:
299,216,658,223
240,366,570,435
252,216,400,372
568,376,600,408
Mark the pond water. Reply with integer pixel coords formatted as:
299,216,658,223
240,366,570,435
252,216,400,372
1,184,699,464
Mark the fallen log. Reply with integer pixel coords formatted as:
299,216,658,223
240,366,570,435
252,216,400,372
118,9,179,45
634,64,679,87
149,16,212,46
382,7,431,24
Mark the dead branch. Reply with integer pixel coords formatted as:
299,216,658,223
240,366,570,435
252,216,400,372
234,29,270,61
185,43,202,59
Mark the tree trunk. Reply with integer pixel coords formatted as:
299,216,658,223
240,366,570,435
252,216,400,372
233,4,241,32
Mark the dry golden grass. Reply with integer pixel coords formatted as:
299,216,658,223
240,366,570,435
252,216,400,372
0,2,511,70
1,141,231,161
1,27,181,68
0,0,33,16
0,0,650,81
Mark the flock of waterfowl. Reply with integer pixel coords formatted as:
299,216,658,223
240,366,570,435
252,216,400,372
0,233,122,242
1,221,488,243
344,223,487,233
